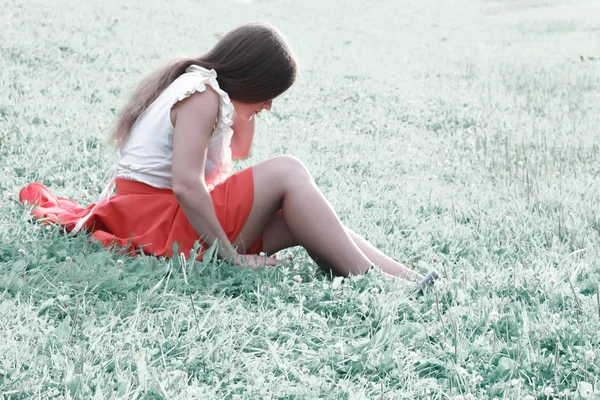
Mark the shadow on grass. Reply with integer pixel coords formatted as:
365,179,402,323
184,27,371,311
1,224,399,321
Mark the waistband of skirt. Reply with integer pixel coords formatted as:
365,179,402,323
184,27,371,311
115,178,175,196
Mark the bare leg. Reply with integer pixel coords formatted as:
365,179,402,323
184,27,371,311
261,210,422,281
232,156,373,277
233,156,421,280
344,227,422,281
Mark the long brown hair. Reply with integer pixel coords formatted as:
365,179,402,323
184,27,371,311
110,22,297,146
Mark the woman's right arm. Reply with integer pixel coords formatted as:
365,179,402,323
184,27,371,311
170,88,281,269
171,88,240,261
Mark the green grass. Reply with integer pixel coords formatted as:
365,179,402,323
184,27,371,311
2,0,600,398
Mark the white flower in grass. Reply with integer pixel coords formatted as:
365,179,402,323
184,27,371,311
544,387,554,396
293,275,302,283
266,325,277,336
335,341,344,355
81,190,89,199
359,304,368,314
185,386,205,397
116,259,124,265
65,256,72,263
585,350,595,362
18,249,26,256
277,362,289,371
555,171,561,178
471,374,483,384
515,379,524,387
4,192,14,201
577,382,593,398
57,294,70,302
489,310,499,322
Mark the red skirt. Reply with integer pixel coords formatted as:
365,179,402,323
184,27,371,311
19,167,263,260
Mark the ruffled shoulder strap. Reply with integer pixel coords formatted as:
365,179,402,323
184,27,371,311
169,65,234,129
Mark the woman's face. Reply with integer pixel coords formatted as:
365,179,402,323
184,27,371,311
231,99,273,121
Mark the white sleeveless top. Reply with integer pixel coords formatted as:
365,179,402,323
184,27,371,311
118,64,234,190
72,65,234,234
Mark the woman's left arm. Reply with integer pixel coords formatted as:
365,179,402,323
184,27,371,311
230,112,255,160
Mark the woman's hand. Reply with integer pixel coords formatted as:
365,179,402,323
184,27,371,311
230,110,255,160
233,253,284,270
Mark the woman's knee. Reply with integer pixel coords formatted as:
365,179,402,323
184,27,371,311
269,155,312,182
252,154,313,197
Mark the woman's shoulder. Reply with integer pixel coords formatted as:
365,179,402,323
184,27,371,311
165,64,234,132
172,84,220,112
168,83,221,133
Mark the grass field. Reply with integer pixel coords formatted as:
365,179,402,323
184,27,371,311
2,0,600,398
